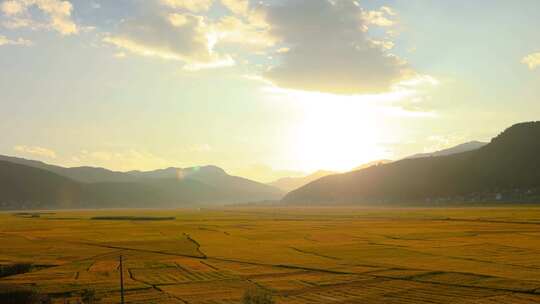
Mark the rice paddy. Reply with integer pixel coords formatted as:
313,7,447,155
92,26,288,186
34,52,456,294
1,207,540,303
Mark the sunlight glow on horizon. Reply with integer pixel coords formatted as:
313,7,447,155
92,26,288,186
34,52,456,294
265,90,395,172
291,106,390,173
261,76,439,173
2,0,539,182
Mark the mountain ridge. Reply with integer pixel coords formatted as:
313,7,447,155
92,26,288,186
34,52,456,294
282,122,540,205
0,157,283,210
0,155,136,183
405,141,487,159
269,170,337,192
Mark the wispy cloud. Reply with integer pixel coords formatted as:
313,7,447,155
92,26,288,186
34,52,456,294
103,12,236,70
103,1,273,70
361,6,397,27
69,149,179,171
522,52,540,70
0,35,32,46
213,15,276,51
160,0,214,12
221,0,250,16
261,73,439,114
14,145,57,159
1,0,79,35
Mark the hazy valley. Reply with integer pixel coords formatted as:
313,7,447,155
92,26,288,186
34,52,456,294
2,0,540,302
2,122,539,210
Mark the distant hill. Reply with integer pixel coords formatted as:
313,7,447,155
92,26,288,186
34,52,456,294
269,170,336,192
0,158,283,210
0,160,83,210
129,165,284,203
351,160,393,171
282,122,540,205
0,155,135,183
270,160,393,192
405,141,487,159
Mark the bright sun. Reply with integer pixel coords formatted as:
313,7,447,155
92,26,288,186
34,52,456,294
288,92,390,173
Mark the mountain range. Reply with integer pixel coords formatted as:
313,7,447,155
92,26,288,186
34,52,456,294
269,160,393,192
405,141,487,159
269,170,337,192
2,121,539,210
283,122,540,205
352,160,394,171
0,157,283,210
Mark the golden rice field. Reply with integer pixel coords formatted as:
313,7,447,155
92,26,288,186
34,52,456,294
2,207,540,303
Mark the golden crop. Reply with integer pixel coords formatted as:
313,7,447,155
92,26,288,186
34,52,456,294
1,207,540,303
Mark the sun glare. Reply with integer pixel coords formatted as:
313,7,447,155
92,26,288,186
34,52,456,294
288,92,391,172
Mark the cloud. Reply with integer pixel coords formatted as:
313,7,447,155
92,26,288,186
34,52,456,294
522,52,540,70
162,0,252,17
102,0,409,82
1,0,24,15
161,0,253,17
0,34,32,46
1,0,78,35
182,56,235,71
262,73,440,117
261,0,410,95
221,0,249,16
361,6,397,27
14,145,57,159
160,0,214,12
104,12,235,69
71,149,177,171
213,15,275,51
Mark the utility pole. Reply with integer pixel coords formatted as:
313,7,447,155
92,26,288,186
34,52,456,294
119,255,125,304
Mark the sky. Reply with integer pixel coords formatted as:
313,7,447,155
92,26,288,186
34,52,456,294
1,0,539,183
